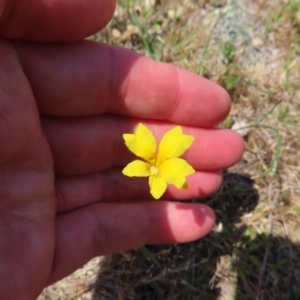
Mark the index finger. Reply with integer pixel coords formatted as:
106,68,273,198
15,41,230,127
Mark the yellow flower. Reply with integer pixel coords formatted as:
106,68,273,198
122,123,195,199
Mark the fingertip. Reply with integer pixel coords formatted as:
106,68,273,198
201,77,232,125
192,204,215,234
165,171,222,199
166,203,215,242
214,129,245,168
227,130,245,164
198,204,216,234
171,69,232,127
190,128,244,170
193,170,223,197
214,84,232,124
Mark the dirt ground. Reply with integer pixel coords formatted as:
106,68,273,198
39,0,300,299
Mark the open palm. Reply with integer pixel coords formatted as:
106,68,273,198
0,1,244,299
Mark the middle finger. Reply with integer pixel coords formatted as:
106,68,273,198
41,115,244,176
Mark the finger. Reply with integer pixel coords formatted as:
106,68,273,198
42,116,244,176
55,170,222,212
0,0,116,41
49,201,215,284
14,41,230,126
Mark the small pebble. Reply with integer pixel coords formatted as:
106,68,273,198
112,28,121,38
231,121,251,137
252,37,264,49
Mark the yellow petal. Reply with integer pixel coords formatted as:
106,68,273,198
149,176,167,199
159,158,195,188
123,123,157,163
157,126,194,165
122,160,151,177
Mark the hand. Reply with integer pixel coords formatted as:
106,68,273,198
0,0,243,299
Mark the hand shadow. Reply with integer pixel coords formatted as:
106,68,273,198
91,172,300,300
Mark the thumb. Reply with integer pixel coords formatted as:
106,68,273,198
0,0,116,42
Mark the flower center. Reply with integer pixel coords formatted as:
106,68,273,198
150,165,159,176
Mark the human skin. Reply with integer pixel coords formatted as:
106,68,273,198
0,0,244,299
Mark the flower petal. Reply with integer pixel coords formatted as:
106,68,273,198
157,126,194,164
159,158,195,188
123,123,157,163
122,160,151,177
149,176,167,199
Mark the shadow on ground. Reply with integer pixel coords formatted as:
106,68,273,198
91,172,300,300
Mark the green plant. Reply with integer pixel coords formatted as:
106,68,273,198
220,41,240,90
118,0,161,60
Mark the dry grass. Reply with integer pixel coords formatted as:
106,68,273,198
40,0,300,299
